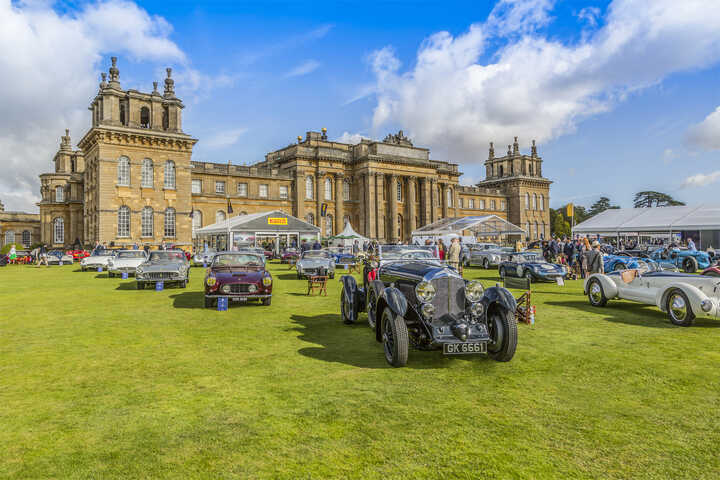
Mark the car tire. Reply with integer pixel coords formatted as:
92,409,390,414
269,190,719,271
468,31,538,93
137,282,144,290
666,289,695,327
524,270,533,283
587,278,608,307
483,259,490,269
340,287,354,324
366,288,378,330
108,272,114,278
381,308,408,367
81,267,86,272
487,308,517,362
262,297,272,306
205,297,215,308
683,257,698,273
499,266,506,278
613,263,625,272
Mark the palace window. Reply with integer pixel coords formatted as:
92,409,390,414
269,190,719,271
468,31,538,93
215,181,225,194
415,181,420,202
259,184,268,198
532,193,537,210
525,193,530,209
216,210,226,223
117,206,130,237
306,213,315,225
306,176,314,200
117,156,130,186
396,181,403,202
500,200,506,210
447,188,453,208
326,215,333,234
192,210,202,232
191,179,202,194
324,178,332,200
141,207,153,237
4,230,14,246
55,185,64,202
343,215,350,227
343,180,350,201
53,217,64,244
499,165,504,177
469,199,475,209
238,183,248,196
459,198,464,208
490,200,496,210
141,159,154,188
279,185,288,199
140,107,150,128
436,186,441,206
164,160,176,189
479,199,485,210
120,102,127,126
539,194,545,211
397,214,403,238
22,230,31,247
535,222,539,239
526,222,531,240
541,222,546,239
164,208,176,237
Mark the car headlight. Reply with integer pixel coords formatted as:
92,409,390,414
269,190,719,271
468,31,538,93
206,276,216,286
471,302,485,317
421,302,435,319
248,284,258,293
262,276,272,286
221,284,231,294
466,281,485,303
415,281,436,302
701,299,713,312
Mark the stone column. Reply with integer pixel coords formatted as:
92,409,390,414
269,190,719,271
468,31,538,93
375,172,384,240
389,174,399,243
334,172,344,235
430,179,438,223
407,176,417,237
316,171,324,236
294,173,305,221
441,182,449,218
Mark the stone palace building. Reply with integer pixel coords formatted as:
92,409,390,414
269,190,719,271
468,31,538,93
1,57,551,249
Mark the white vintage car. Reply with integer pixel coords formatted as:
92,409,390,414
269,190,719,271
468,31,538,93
107,250,148,277
584,264,720,326
80,248,116,271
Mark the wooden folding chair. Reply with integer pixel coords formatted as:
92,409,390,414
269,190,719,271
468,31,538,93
307,275,328,296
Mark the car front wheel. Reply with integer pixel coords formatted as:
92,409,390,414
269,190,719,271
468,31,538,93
381,308,408,367
524,270,533,283
483,258,490,269
262,297,272,306
487,308,517,362
587,278,608,307
136,282,144,290
340,287,354,324
683,257,698,273
499,266,506,278
666,289,695,326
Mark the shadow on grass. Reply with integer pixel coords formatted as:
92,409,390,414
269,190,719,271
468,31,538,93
275,273,301,280
115,282,139,291
168,291,270,309
545,299,720,329
94,273,110,279
290,313,491,370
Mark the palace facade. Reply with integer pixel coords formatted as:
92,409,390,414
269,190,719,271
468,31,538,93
21,57,552,249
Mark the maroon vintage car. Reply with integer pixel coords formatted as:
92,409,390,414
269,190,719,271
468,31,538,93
280,248,300,264
204,252,273,307
702,266,720,277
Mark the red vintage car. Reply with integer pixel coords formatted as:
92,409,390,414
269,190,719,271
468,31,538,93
701,266,720,277
204,252,273,308
280,248,300,263
67,249,90,261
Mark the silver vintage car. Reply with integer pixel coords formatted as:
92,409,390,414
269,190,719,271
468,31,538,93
107,250,148,277
192,248,217,267
296,249,336,279
80,248,116,271
467,246,514,269
135,250,190,289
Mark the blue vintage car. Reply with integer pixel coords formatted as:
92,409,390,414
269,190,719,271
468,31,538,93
649,248,711,273
498,252,567,282
603,254,660,272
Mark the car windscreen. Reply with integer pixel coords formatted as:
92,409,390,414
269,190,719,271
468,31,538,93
212,254,264,267
517,253,540,262
379,245,437,259
117,251,146,259
303,251,330,259
149,252,185,261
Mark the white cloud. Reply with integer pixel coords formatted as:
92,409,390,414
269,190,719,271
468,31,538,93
335,132,364,144
0,0,187,212
577,7,601,27
681,171,720,188
686,106,720,150
202,127,248,149
662,148,677,165
369,0,720,164
285,59,321,78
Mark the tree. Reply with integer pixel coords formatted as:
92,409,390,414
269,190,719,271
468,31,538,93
550,208,571,237
588,197,620,217
633,191,685,208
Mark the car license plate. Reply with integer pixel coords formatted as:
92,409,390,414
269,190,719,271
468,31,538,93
232,297,247,302
443,342,487,355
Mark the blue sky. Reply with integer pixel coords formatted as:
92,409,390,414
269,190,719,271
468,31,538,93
3,0,720,212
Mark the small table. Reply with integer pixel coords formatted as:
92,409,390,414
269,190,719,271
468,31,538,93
307,275,328,296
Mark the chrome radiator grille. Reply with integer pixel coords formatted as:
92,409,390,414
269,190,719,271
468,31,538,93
147,272,175,280
430,276,466,318
229,283,253,293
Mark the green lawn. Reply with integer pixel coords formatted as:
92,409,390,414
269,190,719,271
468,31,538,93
1,262,719,479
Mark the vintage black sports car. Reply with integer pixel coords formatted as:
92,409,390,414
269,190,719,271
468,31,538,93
499,251,567,283
340,245,517,367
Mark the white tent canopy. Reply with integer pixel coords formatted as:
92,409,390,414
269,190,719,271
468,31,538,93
573,205,720,234
412,215,526,237
328,222,368,248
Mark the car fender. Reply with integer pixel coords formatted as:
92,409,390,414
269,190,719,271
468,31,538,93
374,286,408,342
481,286,517,313
656,283,711,314
584,274,619,299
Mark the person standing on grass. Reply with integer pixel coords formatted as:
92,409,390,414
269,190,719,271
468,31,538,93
586,241,604,274
448,237,461,273
9,245,17,264
38,244,49,267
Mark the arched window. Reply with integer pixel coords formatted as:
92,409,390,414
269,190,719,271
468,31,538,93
499,165,504,177
55,185,64,202
306,213,315,225
324,178,332,200
4,230,14,246
53,218,64,244
343,180,350,201
436,186,441,206
541,222,546,239
141,207,154,237
216,210,226,224
532,193,537,210
22,230,31,246
397,214,403,238
343,215,350,227
117,156,130,186
525,193,530,209
415,181,420,202
192,210,202,233
306,176,314,199
534,222,539,239
539,194,544,211
118,206,130,237
526,222,530,240
140,106,150,128
326,214,333,234
164,208,176,237
164,160,176,189
447,188,453,208
141,158,153,188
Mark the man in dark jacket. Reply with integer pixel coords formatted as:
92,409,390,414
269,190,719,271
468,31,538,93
585,241,604,274
312,239,322,250
563,240,575,267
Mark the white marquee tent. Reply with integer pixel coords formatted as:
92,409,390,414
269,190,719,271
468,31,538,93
328,222,369,249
